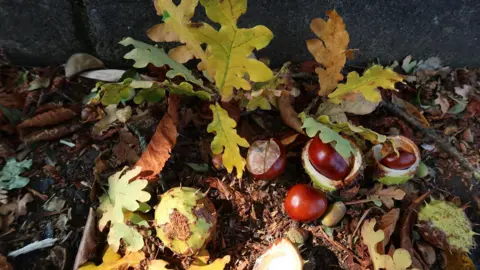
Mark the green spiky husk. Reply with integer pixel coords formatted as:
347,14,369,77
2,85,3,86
418,198,476,252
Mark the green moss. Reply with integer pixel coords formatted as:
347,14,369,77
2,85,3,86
419,199,476,252
155,187,216,255
377,175,411,185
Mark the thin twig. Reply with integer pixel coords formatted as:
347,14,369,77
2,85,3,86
344,198,377,206
381,100,480,183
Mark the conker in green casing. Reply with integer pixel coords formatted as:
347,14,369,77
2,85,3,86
155,187,217,256
247,138,286,180
284,184,328,222
308,136,351,180
302,137,364,192
371,136,421,185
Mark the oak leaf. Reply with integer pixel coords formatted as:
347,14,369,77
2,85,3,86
0,158,32,190
378,208,400,254
306,10,350,96
368,185,406,209
328,65,404,104
120,37,204,86
187,249,231,270
135,95,179,180
317,115,387,144
151,0,274,101
300,114,354,159
362,219,419,270
166,81,211,100
108,222,144,253
78,247,144,270
207,103,249,179
98,167,151,231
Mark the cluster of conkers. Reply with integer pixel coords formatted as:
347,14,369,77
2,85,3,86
247,135,421,188
245,135,420,224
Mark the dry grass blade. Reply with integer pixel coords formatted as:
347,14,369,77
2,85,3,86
135,95,179,181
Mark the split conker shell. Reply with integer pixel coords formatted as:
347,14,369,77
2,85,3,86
371,136,420,185
302,138,364,192
246,138,286,180
253,238,303,270
155,187,217,256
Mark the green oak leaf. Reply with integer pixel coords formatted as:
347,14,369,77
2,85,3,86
166,81,211,101
301,115,354,159
119,37,204,86
108,222,144,252
0,158,32,190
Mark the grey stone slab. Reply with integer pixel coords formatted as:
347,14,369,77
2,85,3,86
0,0,88,66
238,0,480,67
85,0,161,66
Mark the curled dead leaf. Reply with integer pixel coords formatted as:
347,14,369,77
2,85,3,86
278,94,303,133
22,121,82,144
391,95,430,128
378,208,400,254
135,95,179,180
17,107,77,129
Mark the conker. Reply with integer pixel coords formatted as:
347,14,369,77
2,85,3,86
284,184,328,222
380,149,416,170
247,138,286,180
308,136,351,180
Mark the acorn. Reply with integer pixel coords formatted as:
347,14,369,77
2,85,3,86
302,136,364,192
371,136,421,185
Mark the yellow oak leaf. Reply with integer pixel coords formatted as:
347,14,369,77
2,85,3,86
187,250,231,270
361,219,419,270
150,0,274,101
79,248,144,270
328,65,405,104
149,0,206,63
207,103,249,179
148,259,170,270
317,115,387,144
306,10,350,96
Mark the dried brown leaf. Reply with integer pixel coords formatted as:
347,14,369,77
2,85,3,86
278,94,303,133
135,95,179,180
22,121,82,144
16,193,33,216
373,186,406,209
306,10,349,96
434,94,450,117
391,95,430,128
442,251,475,270
18,107,77,129
0,254,13,270
378,208,400,254
400,192,430,270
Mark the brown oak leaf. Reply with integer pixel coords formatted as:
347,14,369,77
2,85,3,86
378,208,400,254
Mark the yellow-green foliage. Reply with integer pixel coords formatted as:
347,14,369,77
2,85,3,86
155,187,216,255
419,198,476,252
